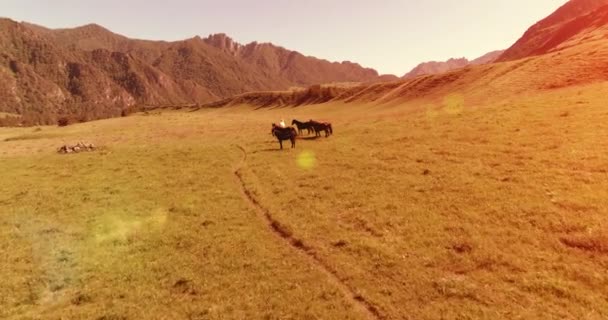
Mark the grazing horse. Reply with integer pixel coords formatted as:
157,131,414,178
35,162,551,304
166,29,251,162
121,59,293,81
271,123,298,149
310,120,333,137
291,119,315,135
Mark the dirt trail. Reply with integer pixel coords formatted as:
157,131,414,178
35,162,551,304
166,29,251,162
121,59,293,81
232,144,383,320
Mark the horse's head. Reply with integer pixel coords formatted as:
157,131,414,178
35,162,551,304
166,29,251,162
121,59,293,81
291,119,296,125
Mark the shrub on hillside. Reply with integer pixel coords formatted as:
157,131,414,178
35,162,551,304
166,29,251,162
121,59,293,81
122,105,141,117
57,117,71,127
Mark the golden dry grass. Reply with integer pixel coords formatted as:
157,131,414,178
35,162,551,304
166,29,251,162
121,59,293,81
0,112,20,118
2,82,608,319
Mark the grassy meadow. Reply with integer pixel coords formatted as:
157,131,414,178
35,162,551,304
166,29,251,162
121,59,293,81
2,83,608,319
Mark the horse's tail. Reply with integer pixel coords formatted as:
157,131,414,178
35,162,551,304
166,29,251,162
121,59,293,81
328,124,333,134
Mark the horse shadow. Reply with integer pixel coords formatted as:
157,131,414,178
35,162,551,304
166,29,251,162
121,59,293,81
254,148,285,153
300,136,320,140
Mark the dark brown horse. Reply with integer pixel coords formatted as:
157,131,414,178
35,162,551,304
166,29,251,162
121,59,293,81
310,120,333,137
291,119,315,135
271,124,298,149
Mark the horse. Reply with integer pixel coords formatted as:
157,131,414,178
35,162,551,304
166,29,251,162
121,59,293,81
291,119,315,135
310,120,333,137
271,123,298,149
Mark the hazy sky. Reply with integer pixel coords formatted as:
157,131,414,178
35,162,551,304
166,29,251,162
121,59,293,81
1,0,567,75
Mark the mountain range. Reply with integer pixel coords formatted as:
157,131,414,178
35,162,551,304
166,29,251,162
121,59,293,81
0,20,395,124
401,50,505,79
1,0,608,125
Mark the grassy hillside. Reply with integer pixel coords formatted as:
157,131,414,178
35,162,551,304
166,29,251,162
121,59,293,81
2,81,608,319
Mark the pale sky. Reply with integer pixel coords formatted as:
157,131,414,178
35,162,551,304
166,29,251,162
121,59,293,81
1,0,568,75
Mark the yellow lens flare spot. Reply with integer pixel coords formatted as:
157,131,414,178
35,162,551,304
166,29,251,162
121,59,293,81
443,93,465,115
94,209,168,244
94,216,141,244
150,208,168,229
297,150,317,170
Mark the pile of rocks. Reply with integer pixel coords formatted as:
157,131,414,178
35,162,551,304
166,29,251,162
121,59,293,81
58,142,96,154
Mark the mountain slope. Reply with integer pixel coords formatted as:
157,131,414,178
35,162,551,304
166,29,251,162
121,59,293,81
498,0,608,61
0,19,137,123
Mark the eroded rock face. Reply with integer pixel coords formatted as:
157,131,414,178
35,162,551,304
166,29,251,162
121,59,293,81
57,142,96,154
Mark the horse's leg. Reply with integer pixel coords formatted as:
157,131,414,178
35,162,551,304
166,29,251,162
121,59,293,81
279,139,283,150
292,137,295,148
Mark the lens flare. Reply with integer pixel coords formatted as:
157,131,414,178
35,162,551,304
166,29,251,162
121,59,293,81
94,216,141,244
297,150,316,170
150,208,168,229
94,208,167,244
443,93,465,115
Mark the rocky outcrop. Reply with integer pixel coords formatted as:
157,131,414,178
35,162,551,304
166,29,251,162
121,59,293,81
57,142,97,154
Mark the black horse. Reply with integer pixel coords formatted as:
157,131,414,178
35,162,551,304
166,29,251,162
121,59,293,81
271,124,298,149
291,119,315,135
310,120,333,137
